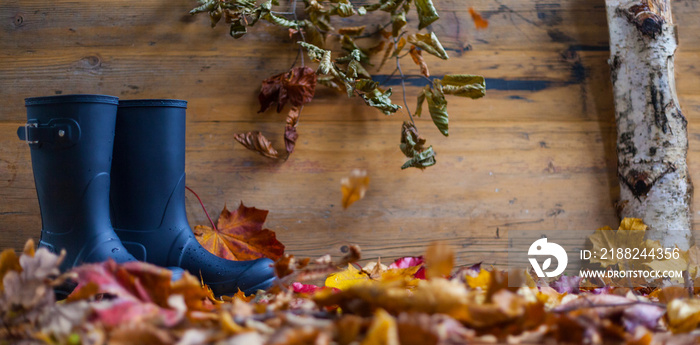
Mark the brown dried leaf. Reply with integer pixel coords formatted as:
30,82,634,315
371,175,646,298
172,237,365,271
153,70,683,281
425,242,453,279
338,25,366,36
368,40,386,56
409,46,430,78
284,106,301,155
258,66,317,113
335,315,365,345
391,37,407,58
234,131,279,159
284,126,298,155
377,36,397,71
341,169,370,209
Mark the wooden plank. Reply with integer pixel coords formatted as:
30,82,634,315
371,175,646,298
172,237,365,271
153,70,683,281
3,0,699,52
0,119,671,264
3,49,695,123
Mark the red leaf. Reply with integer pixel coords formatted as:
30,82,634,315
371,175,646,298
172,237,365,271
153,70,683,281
389,256,424,269
291,282,322,294
68,260,203,328
389,256,426,280
258,66,317,113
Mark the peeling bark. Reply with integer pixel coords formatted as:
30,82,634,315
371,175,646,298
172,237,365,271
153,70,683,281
607,0,693,249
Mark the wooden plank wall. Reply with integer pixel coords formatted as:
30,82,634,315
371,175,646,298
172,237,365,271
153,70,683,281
1,0,699,267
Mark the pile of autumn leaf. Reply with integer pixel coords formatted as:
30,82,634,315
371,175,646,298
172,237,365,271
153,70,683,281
6,223,700,344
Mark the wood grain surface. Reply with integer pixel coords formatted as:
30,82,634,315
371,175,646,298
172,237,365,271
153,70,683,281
1,0,699,267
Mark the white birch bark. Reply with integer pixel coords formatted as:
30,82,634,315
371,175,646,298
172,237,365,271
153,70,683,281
606,0,693,249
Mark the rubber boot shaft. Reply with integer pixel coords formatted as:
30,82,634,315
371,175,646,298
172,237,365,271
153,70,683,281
20,95,137,271
111,100,275,295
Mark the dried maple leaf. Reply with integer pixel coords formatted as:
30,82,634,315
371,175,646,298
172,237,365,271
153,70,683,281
469,8,489,29
408,46,430,78
258,66,317,113
68,260,189,327
193,202,285,261
645,249,689,284
588,218,657,269
341,169,370,209
233,131,279,159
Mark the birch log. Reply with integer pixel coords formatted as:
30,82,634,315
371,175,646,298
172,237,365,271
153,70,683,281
606,0,693,249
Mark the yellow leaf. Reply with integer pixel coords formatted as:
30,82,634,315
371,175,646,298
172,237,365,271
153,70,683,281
588,218,656,269
381,266,421,286
536,286,566,309
325,264,369,290
687,245,700,267
341,169,370,209
667,298,700,333
361,309,399,345
425,242,453,279
466,269,491,290
619,217,648,230
645,248,689,284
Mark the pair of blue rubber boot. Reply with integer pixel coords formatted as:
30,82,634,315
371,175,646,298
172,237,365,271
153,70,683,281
17,95,275,296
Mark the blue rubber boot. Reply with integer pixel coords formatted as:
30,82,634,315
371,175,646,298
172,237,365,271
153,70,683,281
110,99,275,296
17,95,138,272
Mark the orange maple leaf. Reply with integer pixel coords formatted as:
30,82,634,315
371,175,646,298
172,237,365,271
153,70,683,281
469,8,489,30
193,202,285,261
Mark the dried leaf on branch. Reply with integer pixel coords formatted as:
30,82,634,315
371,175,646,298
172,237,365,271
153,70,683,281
400,122,436,170
233,131,279,159
258,66,317,113
191,0,484,169
408,46,430,78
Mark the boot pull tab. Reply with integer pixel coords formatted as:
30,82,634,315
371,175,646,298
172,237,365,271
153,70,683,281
17,118,81,148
